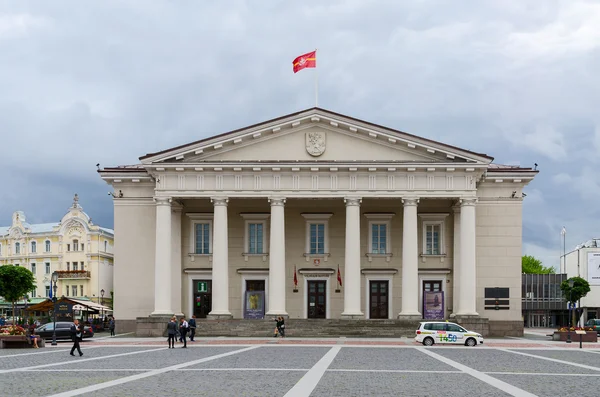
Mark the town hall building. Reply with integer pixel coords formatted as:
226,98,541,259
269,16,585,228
99,108,536,336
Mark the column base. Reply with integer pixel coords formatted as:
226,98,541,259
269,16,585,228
341,313,364,320
150,311,173,317
454,313,480,318
207,311,233,320
265,311,289,319
397,313,422,321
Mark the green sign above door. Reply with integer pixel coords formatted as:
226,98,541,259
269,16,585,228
198,281,208,293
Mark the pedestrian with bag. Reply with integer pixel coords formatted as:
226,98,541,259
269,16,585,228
179,317,189,348
166,317,177,349
70,319,83,356
188,315,197,342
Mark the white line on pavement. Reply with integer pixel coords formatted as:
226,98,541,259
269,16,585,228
0,347,167,374
416,348,538,397
327,369,462,373
46,346,261,397
284,346,341,397
93,332,134,340
485,371,600,377
498,348,600,372
0,345,104,358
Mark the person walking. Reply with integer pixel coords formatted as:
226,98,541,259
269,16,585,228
109,317,116,337
188,315,197,342
179,317,189,348
70,319,83,356
166,317,177,349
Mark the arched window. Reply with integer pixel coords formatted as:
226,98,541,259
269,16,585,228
73,239,79,251
45,240,51,252
31,241,37,253
15,242,21,254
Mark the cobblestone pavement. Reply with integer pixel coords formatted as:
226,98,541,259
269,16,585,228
1,337,599,397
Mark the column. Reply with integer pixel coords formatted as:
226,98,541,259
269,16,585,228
266,197,288,317
151,197,173,316
399,198,421,319
171,202,183,316
208,198,232,318
457,198,478,316
451,204,461,316
342,197,363,318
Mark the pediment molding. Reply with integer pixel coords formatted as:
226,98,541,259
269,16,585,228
140,108,493,165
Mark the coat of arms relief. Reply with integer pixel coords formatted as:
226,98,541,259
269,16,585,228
305,131,326,157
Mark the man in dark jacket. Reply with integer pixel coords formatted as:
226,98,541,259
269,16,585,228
188,315,197,342
70,319,83,356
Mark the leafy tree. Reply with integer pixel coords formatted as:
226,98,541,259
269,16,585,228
0,265,37,324
560,277,591,327
522,255,555,274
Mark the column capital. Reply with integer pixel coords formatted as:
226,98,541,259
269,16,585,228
460,197,478,207
154,197,172,206
269,197,286,206
401,197,419,206
211,197,229,207
344,197,362,207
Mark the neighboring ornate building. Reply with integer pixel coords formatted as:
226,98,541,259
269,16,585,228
99,107,537,335
0,195,114,306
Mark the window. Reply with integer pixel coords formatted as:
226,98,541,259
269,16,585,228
45,262,50,274
15,263,20,267
104,241,108,252
73,262,78,271
240,213,269,255
0,243,2,255
80,285,83,296
365,213,394,255
31,263,36,274
66,262,70,271
80,262,84,271
67,244,71,252
45,286,50,297
187,213,214,255
447,324,466,332
45,240,51,252
15,242,20,254
31,241,36,253
302,213,332,255
73,240,79,251
32,288,37,298
72,285,77,297
65,287,69,296
81,243,84,251
419,214,449,256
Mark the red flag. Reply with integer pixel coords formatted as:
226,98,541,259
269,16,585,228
294,265,298,288
292,50,316,73
337,265,342,287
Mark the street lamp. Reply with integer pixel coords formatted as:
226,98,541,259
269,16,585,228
566,279,574,344
51,272,58,346
100,289,105,326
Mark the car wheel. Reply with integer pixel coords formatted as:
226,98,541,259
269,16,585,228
422,337,434,346
465,338,476,347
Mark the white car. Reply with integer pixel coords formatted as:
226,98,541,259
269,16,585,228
415,321,483,346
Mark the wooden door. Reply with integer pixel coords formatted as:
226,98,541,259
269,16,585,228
369,280,389,319
307,280,327,318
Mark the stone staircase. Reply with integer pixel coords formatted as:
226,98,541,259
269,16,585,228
193,319,422,338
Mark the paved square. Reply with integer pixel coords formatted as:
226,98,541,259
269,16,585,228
0,338,599,396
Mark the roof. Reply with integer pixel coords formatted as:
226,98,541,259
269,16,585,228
99,227,115,235
138,107,495,161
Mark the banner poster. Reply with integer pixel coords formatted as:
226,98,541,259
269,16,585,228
588,252,600,286
244,291,265,319
423,291,444,319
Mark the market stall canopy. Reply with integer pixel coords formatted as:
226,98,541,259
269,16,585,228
25,297,112,313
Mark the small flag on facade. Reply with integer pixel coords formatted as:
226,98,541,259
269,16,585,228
337,264,342,287
292,50,316,73
293,265,298,288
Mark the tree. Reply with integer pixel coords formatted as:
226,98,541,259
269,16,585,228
0,265,37,324
522,255,555,274
560,276,590,327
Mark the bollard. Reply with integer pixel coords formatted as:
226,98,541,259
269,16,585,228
580,333,583,349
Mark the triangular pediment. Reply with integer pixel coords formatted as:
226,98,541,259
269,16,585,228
140,108,493,165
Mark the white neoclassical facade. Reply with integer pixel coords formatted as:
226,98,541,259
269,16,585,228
100,108,536,334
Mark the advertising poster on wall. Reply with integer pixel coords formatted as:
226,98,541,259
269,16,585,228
588,252,600,285
244,291,265,319
423,291,444,319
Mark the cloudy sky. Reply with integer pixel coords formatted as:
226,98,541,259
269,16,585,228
1,0,598,269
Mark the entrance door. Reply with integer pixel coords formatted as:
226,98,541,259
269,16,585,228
193,280,212,319
369,280,389,319
307,280,327,318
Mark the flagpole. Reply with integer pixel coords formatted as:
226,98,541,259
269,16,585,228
315,48,318,107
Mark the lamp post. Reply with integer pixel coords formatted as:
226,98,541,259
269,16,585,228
566,279,574,344
100,289,105,327
51,272,58,346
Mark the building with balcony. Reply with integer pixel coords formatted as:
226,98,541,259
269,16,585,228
0,195,114,312
99,107,537,335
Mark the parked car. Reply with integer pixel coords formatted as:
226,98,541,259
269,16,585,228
35,322,94,340
585,319,600,334
415,321,483,346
